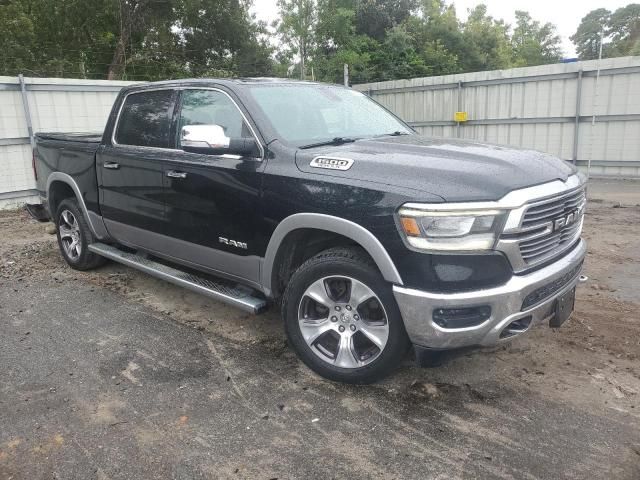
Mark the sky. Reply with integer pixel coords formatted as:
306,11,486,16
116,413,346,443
251,0,630,57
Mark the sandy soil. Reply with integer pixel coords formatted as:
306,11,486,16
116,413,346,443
1,182,639,424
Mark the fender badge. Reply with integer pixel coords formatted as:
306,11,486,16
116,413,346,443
310,156,354,171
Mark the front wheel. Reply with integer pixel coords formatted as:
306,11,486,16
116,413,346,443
282,247,410,384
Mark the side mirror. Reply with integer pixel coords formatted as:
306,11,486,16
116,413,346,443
180,125,260,158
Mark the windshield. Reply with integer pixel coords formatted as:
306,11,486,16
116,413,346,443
246,84,412,147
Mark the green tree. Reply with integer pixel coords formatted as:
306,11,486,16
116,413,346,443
0,2,36,75
0,0,273,79
0,0,120,78
106,0,172,79
462,4,512,71
1,0,575,83
315,0,355,49
275,0,317,79
571,8,610,60
511,10,562,66
354,0,417,40
608,3,640,56
370,25,429,80
572,4,640,60
403,1,462,75
312,0,374,83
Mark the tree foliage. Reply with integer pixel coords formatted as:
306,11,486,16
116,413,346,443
572,3,640,60
274,0,316,79
511,11,562,66
0,0,274,79
298,0,565,83
571,8,611,60
0,0,576,82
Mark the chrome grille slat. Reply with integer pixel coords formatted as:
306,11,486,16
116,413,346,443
520,222,581,255
526,197,584,216
522,243,562,259
526,202,566,215
560,222,582,238
520,233,558,249
523,208,565,224
524,231,580,261
521,235,562,255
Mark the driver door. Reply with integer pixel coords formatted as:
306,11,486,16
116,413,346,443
160,88,266,285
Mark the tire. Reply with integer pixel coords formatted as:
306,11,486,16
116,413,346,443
55,198,106,271
282,247,410,384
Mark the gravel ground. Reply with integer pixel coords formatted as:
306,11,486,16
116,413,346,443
1,178,639,479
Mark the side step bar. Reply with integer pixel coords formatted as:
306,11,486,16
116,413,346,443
88,242,268,314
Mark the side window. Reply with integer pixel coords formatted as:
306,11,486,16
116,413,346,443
115,90,174,148
178,89,252,147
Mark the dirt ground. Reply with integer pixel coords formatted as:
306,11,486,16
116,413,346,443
1,178,639,479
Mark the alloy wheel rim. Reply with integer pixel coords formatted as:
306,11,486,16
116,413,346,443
59,210,82,260
298,276,389,369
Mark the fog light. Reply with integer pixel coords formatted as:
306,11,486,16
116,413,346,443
432,306,491,328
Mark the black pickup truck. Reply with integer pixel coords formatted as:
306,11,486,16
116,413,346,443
32,78,587,383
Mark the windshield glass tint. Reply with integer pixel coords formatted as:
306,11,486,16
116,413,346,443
247,85,411,146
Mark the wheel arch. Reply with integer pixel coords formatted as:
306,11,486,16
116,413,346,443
46,172,109,239
261,213,403,298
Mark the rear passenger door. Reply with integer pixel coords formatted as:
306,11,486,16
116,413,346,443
98,88,180,246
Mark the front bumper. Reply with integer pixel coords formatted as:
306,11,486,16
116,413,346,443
393,239,586,349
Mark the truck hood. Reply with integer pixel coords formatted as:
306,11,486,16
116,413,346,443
295,135,576,203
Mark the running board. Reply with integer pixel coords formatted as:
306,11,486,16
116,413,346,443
88,242,268,314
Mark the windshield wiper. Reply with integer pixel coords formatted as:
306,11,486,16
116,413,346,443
375,130,411,138
299,137,359,149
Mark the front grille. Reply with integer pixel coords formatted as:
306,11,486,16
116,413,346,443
515,187,586,267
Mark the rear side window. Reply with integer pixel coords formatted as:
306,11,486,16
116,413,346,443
115,90,174,148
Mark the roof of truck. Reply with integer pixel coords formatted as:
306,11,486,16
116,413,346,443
124,77,328,90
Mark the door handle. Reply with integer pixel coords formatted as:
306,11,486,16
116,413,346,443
166,170,188,179
103,162,120,170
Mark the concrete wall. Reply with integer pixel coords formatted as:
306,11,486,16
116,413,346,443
0,76,135,209
354,56,640,178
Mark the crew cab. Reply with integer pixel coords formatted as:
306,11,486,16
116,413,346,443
32,78,587,383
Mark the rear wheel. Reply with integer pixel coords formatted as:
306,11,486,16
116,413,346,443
283,247,410,384
55,198,105,271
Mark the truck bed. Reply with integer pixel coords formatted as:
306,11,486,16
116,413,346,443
34,132,103,215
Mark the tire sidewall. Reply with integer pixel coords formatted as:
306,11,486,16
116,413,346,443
283,253,409,384
55,199,94,269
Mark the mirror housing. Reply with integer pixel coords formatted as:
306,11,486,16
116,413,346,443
180,124,260,157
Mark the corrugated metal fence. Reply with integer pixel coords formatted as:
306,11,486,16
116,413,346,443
0,76,135,208
1,60,639,208
354,56,640,178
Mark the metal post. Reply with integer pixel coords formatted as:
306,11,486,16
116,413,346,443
344,64,349,87
572,69,583,164
587,30,605,179
18,74,35,149
456,81,462,138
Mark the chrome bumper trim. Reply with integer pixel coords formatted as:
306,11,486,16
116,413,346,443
393,239,586,349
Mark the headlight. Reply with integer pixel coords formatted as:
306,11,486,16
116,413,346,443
397,206,507,252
